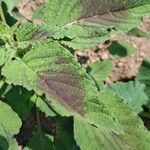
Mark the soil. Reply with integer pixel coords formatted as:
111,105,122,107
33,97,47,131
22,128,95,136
18,0,44,20
75,33,150,84
75,17,150,84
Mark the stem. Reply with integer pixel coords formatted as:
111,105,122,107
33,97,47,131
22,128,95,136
0,3,6,24
88,73,100,91
36,104,44,150
36,107,41,129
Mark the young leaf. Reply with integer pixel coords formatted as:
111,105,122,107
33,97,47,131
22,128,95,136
108,41,137,58
3,86,35,120
2,39,121,132
43,0,150,50
86,60,112,87
0,21,13,43
24,128,55,150
74,91,150,150
109,81,149,113
0,100,22,150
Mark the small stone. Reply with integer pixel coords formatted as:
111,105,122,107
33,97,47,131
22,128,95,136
116,62,123,67
101,52,109,60
139,52,145,57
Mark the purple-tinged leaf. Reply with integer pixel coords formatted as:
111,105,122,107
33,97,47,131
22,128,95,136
43,0,150,50
2,39,120,132
39,72,85,115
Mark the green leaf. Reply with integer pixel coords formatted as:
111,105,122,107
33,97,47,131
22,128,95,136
0,0,21,18
1,1,17,26
136,59,150,101
0,47,5,66
0,48,16,67
100,90,150,149
74,116,127,150
44,0,149,26
74,90,150,150
16,23,40,42
54,117,79,150
43,1,150,50
0,21,13,43
109,81,149,113
36,96,56,117
24,128,55,150
128,27,150,38
0,82,12,96
32,6,44,20
16,23,76,43
0,100,22,150
86,60,112,86
108,41,137,58
2,39,121,132
3,86,35,120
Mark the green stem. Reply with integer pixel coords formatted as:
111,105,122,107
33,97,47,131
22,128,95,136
36,103,44,150
0,3,6,24
36,107,42,129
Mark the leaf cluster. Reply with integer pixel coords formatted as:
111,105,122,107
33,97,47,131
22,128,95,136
0,0,150,150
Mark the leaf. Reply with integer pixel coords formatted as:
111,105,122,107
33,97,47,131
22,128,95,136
0,82,12,96
0,48,16,67
36,96,56,117
14,0,150,50
1,1,17,26
128,27,150,38
3,86,35,120
2,39,121,132
43,0,150,50
54,117,80,150
74,90,150,150
86,60,112,86
108,41,137,58
32,5,44,20
0,0,21,18
16,23,76,43
24,128,55,150
0,100,22,150
100,91,150,149
109,81,149,113
44,0,149,26
136,59,150,100
0,21,13,43
16,23,40,42
0,47,5,66
74,116,128,150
